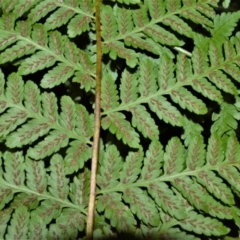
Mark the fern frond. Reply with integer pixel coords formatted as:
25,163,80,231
1,0,240,238
98,131,240,237
0,17,94,89
0,71,92,173
0,150,87,237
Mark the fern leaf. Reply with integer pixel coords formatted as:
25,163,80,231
179,211,229,236
170,87,207,114
52,208,85,238
219,166,240,193
75,104,94,138
3,151,25,186
41,92,58,123
49,154,69,200
141,140,164,180
6,72,24,104
15,20,32,37
146,0,165,19
206,133,224,165
98,144,123,188
211,102,239,135
102,113,140,148
148,182,187,220
24,81,41,114
25,157,47,194
148,96,184,126
224,40,236,59
208,70,237,95
191,78,223,103
64,36,90,66
28,1,58,24
48,31,65,56
0,28,17,51
59,96,76,131
115,5,134,34
1,0,17,13
9,193,38,211
28,214,48,240
130,105,159,139
5,206,29,240
73,71,95,91
0,188,14,211
181,8,213,27
194,182,233,220
67,14,91,38
225,134,240,164
6,119,50,148
176,53,192,83
31,200,62,225
13,1,41,19
101,6,119,40
31,23,48,46
40,63,75,88
70,170,90,206
181,119,203,146
120,148,143,184
165,0,181,12
46,8,75,30
172,177,208,211
0,209,12,239
97,193,136,233
101,72,120,110
162,15,193,38
139,57,158,96
125,34,162,55
163,137,185,175
192,46,209,74
224,64,240,84
123,188,160,226
64,140,91,174
196,3,216,19
158,53,175,89
27,130,69,160
18,51,56,75
196,170,234,205
103,41,138,68
211,12,240,44
186,135,206,170
209,41,224,67
144,24,184,46
0,40,35,64
120,69,138,104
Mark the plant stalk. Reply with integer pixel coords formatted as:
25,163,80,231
86,0,102,239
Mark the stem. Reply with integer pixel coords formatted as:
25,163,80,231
86,0,102,239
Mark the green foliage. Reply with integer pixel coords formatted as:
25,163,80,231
0,0,240,239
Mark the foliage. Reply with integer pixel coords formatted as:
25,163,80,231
0,0,240,239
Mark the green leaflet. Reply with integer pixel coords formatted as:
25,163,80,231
123,187,160,226
179,211,229,236
97,193,136,233
5,206,29,240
